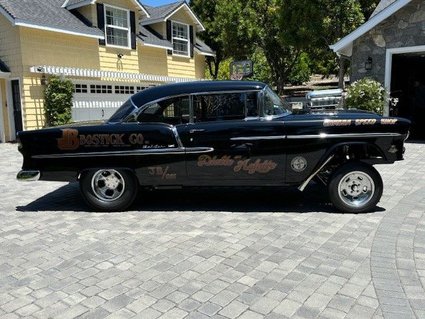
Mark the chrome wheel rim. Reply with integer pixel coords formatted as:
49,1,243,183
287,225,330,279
338,171,375,208
91,170,125,202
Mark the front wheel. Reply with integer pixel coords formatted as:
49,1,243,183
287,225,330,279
328,162,383,213
80,169,138,212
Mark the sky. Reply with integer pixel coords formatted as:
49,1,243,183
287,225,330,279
141,0,185,6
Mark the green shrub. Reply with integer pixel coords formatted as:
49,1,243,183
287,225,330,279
345,78,386,115
44,75,74,127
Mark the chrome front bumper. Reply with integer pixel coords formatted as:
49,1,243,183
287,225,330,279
17,170,41,181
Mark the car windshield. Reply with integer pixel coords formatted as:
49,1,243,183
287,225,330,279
263,86,291,117
108,99,136,123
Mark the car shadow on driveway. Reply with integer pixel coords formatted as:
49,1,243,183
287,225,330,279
16,182,384,214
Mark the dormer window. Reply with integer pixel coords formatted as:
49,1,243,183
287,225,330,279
172,21,190,57
104,5,130,48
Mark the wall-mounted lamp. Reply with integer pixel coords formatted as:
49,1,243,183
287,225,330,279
365,57,373,71
117,53,124,59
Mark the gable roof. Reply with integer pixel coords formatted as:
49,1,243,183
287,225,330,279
64,0,94,10
64,0,150,17
0,0,104,39
370,0,398,18
138,25,215,56
143,1,183,19
142,1,205,32
330,0,412,56
0,0,210,52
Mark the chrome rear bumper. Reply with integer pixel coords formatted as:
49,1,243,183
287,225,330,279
17,170,40,181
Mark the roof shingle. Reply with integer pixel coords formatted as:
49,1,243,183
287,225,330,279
0,0,103,38
138,26,172,49
0,0,213,55
195,39,215,56
143,1,185,22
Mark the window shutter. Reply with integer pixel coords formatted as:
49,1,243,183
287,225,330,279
130,11,136,50
189,26,194,58
97,3,105,46
166,20,172,55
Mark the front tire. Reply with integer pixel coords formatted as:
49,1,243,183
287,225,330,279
328,162,383,213
80,169,138,212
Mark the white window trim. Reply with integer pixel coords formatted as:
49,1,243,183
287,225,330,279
104,4,131,50
384,45,425,116
6,78,22,139
171,21,190,58
0,81,4,142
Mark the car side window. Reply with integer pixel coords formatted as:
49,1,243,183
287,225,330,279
193,92,257,122
137,96,190,125
246,92,259,117
263,87,288,116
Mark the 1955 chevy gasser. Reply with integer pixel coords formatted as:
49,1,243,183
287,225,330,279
17,81,410,213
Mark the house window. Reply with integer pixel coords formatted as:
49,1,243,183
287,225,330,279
74,84,88,93
172,21,190,57
105,5,130,48
90,85,112,94
136,86,148,92
115,86,135,95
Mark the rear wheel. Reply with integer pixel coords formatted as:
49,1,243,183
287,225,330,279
328,162,383,213
80,169,138,212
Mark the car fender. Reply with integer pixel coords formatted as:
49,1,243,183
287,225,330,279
298,141,386,192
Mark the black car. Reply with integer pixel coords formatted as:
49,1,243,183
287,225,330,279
17,81,410,213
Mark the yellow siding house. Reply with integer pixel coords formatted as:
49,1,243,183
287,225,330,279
0,0,214,142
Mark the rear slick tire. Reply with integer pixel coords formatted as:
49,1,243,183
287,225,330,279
80,169,138,212
328,162,383,213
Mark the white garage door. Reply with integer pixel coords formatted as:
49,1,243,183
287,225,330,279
72,80,157,122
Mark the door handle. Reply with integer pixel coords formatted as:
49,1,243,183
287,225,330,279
189,129,206,134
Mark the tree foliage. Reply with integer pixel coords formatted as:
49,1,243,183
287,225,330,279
358,0,381,19
280,0,365,76
192,0,380,91
190,0,225,79
44,76,74,127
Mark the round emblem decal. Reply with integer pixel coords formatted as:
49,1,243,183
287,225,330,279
291,156,307,172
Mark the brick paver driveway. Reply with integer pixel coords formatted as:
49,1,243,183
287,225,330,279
1,143,424,319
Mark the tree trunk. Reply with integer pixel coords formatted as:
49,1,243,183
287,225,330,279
207,55,221,80
338,57,346,89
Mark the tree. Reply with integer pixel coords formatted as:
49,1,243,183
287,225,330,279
192,0,380,90
191,0,226,79
280,0,366,86
214,0,305,94
358,0,381,19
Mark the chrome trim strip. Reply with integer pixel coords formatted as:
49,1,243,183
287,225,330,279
186,147,214,154
287,133,402,139
32,147,214,159
127,90,263,123
230,135,286,141
190,89,262,96
298,154,335,192
129,97,138,109
172,127,184,148
17,170,41,182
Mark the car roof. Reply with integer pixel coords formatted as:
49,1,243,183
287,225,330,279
131,80,267,107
